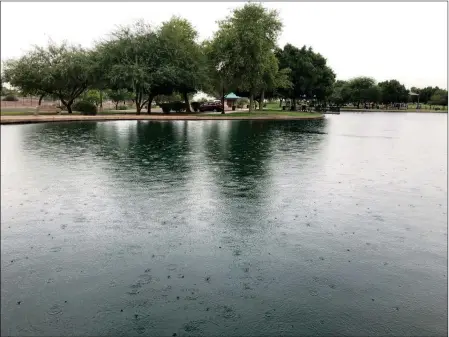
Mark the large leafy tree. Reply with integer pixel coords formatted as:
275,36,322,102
378,79,409,104
2,42,95,113
275,44,335,109
429,88,448,107
104,89,133,110
158,17,207,113
229,52,292,110
207,3,283,112
329,80,350,106
410,86,447,106
95,21,161,114
345,77,380,108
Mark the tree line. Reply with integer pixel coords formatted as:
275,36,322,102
2,3,447,114
329,77,447,108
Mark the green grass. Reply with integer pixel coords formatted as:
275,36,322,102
264,102,282,110
203,110,322,117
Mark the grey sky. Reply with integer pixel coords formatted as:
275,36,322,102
1,2,447,89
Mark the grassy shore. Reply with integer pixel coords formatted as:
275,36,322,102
0,110,324,125
204,110,322,117
0,109,321,118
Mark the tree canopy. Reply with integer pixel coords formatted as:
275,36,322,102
275,44,335,108
205,3,283,112
1,3,446,114
2,42,96,113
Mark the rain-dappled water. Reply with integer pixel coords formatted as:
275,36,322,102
1,113,447,336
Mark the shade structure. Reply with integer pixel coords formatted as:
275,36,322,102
224,92,241,100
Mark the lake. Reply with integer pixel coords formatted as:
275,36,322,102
1,113,447,336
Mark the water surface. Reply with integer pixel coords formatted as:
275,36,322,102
1,113,447,336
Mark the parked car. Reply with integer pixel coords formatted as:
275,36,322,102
198,101,224,112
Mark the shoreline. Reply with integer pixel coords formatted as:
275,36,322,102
340,109,447,113
0,113,324,125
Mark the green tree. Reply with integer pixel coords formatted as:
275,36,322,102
95,21,161,114
345,77,380,108
81,89,102,106
329,80,350,106
429,88,448,107
275,44,335,109
105,88,133,110
378,79,409,104
208,3,283,112
257,52,292,110
158,17,208,113
2,42,95,113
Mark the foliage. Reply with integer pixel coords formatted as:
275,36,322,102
158,17,208,112
236,97,249,108
2,42,95,113
82,89,102,106
344,77,380,106
206,3,283,112
410,86,447,106
95,21,161,114
1,85,20,97
155,93,182,104
72,100,97,114
378,80,409,104
429,88,448,106
329,80,348,105
191,101,201,112
1,6,445,115
159,101,188,113
105,88,133,109
275,44,335,106
2,94,19,101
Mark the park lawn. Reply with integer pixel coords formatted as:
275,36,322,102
203,110,322,117
264,102,282,110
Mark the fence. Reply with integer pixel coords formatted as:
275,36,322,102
1,97,121,110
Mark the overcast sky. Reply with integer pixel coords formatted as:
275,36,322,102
1,2,447,89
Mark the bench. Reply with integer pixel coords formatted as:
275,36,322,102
34,105,62,116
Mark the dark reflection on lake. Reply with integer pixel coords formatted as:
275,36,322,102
1,113,447,336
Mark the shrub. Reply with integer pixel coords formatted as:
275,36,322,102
236,98,249,108
73,100,97,115
2,95,19,101
191,102,201,112
159,101,188,113
117,105,128,110
171,101,187,113
159,103,171,113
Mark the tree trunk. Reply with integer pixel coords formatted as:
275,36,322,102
60,99,73,114
99,90,103,108
115,102,118,110
38,94,44,106
292,97,297,111
249,93,254,113
182,92,191,113
259,90,265,111
279,98,283,108
135,93,141,115
147,94,154,114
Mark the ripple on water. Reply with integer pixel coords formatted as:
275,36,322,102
47,304,62,316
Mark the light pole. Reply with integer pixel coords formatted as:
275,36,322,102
217,61,226,114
